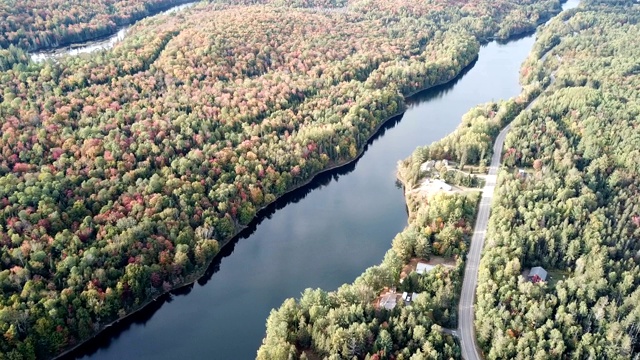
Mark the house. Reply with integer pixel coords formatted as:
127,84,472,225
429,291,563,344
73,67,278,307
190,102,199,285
402,292,420,304
420,160,436,172
528,266,548,283
380,292,398,310
416,262,435,275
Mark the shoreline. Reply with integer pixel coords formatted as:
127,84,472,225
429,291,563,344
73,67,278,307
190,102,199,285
49,12,563,357
51,52,480,360
28,0,197,58
30,0,574,61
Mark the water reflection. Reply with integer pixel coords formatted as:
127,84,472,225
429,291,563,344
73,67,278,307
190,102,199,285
62,56,478,360
71,29,542,360
27,1,583,359
406,58,476,107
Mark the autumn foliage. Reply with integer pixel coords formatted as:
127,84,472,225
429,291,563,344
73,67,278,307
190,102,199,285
0,0,560,358
0,0,195,51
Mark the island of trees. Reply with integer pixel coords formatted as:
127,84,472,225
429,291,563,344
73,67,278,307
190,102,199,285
0,0,566,357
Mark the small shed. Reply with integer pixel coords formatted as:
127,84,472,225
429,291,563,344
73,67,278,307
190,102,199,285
528,266,548,283
416,262,435,275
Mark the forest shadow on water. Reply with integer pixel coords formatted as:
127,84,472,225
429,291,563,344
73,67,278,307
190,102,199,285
60,57,477,360
70,29,542,359
495,29,537,45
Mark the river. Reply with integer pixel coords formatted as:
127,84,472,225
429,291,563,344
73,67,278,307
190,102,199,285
57,0,580,359
29,2,197,62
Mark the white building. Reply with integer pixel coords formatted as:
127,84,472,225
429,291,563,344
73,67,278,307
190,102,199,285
420,160,436,172
402,292,420,304
416,262,435,274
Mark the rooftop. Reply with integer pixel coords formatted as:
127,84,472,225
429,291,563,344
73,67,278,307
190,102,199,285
380,292,398,310
416,262,435,274
528,266,548,282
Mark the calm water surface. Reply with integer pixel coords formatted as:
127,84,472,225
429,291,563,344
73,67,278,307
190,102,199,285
68,39,528,360
67,1,580,359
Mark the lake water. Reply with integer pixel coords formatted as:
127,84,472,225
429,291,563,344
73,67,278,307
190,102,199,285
62,0,580,359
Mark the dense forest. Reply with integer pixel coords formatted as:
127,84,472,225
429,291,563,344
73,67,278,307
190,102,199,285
260,1,640,359
0,0,565,53
475,1,640,358
259,57,548,360
0,0,565,358
256,1,567,354
0,0,196,52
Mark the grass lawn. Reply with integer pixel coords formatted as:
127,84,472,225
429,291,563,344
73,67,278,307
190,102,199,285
547,269,571,288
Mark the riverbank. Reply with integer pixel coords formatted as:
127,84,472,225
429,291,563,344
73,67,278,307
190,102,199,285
256,24,568,360
53,46,483,360
29,1,197,61
258,1,585,356
0,0,584,358
62,25,552,360
28,0,569,63
51,4,580,353
18,0,197,55
257,119,482,359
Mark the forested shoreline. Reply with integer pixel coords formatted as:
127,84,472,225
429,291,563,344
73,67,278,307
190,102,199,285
0,0,197,52
474,0,640,358
1,0,565,55
256,47,552,360
256,10,567,358
259,1,640,359
48,90,410,360
258,158,480,359
0,0,566,358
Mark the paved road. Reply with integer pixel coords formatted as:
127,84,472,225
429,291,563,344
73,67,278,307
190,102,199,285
457,59,556,359
457,122,509,360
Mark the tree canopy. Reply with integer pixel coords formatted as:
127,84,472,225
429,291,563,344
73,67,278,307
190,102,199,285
0,0,196,51
0,0,563,358
476,2,640,358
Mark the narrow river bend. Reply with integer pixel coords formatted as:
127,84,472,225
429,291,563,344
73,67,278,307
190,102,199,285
65,1,579,359
30,2,197,62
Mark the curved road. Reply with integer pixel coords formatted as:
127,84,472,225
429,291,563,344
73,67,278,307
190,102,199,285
455,1,576,355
